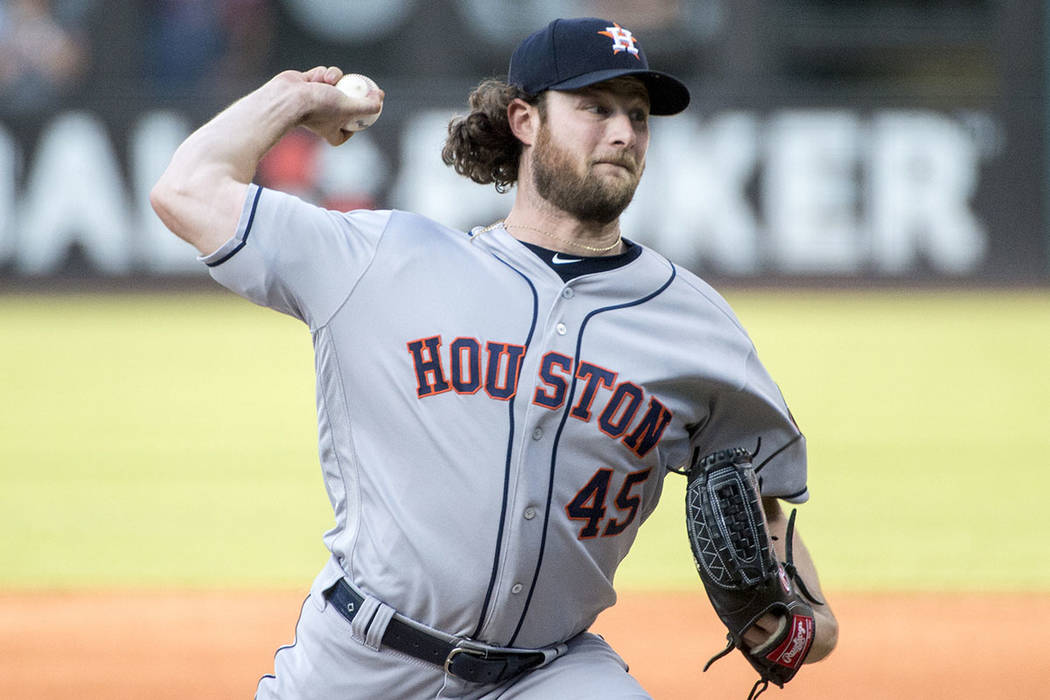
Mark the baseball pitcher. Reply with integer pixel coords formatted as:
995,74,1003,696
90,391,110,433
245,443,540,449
152,16,837,699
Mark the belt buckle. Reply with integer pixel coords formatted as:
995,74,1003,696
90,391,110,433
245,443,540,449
443,644,489,676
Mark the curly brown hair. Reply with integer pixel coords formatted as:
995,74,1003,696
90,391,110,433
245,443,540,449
441,79,545,193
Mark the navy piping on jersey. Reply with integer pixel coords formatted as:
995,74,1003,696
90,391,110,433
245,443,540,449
206,185,262,267
255,592,311,698
754,433,803,475
471,254,540,640
507,263,679,646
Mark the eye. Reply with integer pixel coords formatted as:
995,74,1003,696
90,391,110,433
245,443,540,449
630,108,649,123
584,102,611,116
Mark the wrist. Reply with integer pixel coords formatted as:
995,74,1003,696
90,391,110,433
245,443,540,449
261,71,316,129
805,606,838,662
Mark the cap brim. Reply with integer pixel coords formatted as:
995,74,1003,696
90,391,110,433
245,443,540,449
549,68,690,115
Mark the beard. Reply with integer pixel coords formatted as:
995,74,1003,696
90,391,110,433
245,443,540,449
530,125,643,225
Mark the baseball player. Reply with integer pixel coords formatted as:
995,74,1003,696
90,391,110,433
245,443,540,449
152,17,837,699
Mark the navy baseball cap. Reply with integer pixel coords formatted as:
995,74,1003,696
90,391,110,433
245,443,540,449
508,17,690,115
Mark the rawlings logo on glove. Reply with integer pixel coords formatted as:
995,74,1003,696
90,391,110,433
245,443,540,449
765,614,814,668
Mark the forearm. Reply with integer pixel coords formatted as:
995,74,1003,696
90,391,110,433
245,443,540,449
171,78,305,187
762,497,838,662
150,73,313,254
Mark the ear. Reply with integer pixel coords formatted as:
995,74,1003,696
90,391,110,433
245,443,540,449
508,98,540,147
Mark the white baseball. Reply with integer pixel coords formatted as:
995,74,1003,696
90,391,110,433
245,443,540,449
336,73,382,131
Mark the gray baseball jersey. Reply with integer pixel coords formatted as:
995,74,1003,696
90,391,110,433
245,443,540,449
204,183,806,668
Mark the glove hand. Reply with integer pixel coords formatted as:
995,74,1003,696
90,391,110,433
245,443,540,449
741,612,784,651
681,447,820,699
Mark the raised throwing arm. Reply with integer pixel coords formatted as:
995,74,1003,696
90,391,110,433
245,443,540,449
149,66,382,255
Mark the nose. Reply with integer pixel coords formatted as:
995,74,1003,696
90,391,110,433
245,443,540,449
606,111,637,148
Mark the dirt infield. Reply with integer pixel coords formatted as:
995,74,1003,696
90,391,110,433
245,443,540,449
0,590,1043,699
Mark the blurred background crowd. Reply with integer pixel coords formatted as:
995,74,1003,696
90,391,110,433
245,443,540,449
0,0,1043,283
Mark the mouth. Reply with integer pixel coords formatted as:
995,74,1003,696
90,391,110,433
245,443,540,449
593,159,636,175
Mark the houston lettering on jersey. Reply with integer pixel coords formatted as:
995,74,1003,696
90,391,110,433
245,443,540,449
406,335,672,458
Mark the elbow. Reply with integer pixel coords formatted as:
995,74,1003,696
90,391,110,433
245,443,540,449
148,177,170,216
149,177,183,238
149,172,215,251
149,157,243,256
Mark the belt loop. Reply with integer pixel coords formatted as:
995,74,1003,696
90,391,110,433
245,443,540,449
349,596,381,648
542,642,570,666
363,602,395,651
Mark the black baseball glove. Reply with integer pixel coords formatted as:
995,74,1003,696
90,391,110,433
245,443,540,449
679,447,821,699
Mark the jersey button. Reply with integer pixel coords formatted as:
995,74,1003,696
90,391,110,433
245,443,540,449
531,427,543,440
556,322,567,335
511,583,524,594
561,288,575,299
523,507,536,520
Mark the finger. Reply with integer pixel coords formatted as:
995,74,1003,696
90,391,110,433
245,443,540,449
741,627,767,649
301,66,343,84
327,129,354,146
323,66,343,85
753,612,781,633
742,613,783,650
300,65,329,82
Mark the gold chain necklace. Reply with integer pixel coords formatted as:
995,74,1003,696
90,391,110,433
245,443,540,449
501,221,623,254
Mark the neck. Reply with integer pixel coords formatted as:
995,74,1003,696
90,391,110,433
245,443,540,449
501,204,623,256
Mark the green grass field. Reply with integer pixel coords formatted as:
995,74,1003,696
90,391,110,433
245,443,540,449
1,288,1048,592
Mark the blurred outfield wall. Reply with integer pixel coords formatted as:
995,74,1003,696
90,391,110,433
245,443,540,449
0,0,1045,283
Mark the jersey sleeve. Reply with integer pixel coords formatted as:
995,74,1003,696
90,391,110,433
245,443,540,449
673,272,809,502
694,348,809,503
199,184,391,328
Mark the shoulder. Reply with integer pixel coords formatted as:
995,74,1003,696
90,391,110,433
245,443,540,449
251,185,396,238
381,209,470,239
256,195,467,250
633,244,748,335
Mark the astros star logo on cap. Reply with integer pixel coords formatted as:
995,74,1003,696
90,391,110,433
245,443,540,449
507,17,690,114
597,23,640,59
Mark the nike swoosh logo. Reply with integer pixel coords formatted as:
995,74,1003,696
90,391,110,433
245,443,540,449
552,253,583,264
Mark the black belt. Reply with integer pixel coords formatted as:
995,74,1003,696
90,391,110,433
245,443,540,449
325,579,550,685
